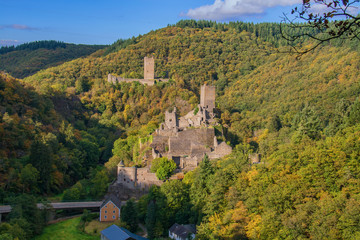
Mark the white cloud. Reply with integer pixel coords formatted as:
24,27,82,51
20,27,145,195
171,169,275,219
186,0,301,20
0,40,23,47
309,2,360,16
0,24,38,31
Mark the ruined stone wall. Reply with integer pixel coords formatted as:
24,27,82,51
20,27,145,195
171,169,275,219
150,135,169,155
114,165,163,198
136,168,163,189
107,74,169,86
117,167,137,189
165,108,178,129
208,142,232,159
181,128,215,148
200,84,216,112
144,57,155,80
107,74,156,86
167,128,215,157
168,136,192,156
190,142,211,156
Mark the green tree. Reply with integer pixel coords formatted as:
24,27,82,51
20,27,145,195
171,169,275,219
293,105,322,141
19,164,39,194
7,194,46,238
90,170,109,199
146,201,156,239
79,139,100,167
267,115,282,132
29,140,53,193
189,154,214,223
347,98,360,126
151,157,176,180
121,199,138,233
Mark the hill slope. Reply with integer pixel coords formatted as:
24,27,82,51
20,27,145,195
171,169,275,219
0,40,106,78
2,21,360,239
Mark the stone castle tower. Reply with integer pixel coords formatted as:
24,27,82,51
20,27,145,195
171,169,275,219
144,57,155,80
200,84,216,112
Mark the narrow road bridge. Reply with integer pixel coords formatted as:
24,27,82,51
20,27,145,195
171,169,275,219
0,201,104,222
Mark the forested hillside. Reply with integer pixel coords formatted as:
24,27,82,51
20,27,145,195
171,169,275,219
0,41,105,78
1,20,360,239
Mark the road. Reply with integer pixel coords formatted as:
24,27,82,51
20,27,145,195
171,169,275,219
0,201,103,213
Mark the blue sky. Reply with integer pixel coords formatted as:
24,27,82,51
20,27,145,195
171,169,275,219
0,0,303,46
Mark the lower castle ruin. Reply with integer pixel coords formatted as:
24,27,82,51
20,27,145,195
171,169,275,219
109,84,232,200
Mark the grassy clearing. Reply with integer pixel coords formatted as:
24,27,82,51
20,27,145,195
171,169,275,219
34,217,97,240
84,219,122,236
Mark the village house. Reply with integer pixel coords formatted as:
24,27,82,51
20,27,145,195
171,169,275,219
99,194,122,222
101,225,148,240
168,223,196,240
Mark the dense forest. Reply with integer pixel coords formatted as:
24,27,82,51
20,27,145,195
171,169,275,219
0,40,106,78
1,20,360,239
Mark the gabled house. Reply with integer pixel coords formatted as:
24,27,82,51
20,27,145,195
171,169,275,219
169,223,196,240
100,194,121,222
101,225,148,240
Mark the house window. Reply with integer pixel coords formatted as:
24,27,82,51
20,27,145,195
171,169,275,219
113,210,115,213
105,210,107,213
113,215,115,219
105,205,107,208
104,216,107,219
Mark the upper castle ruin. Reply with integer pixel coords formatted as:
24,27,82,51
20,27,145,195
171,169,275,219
107,57,168,86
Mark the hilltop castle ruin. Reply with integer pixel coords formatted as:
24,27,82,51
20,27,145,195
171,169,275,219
109,84,232,200
107,57,168,86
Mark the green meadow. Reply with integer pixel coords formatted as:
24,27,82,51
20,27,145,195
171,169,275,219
33,217,97,240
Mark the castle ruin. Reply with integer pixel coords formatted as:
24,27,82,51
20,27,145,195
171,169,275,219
151,84,231,171
109,84,232,200
107,57,168,86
